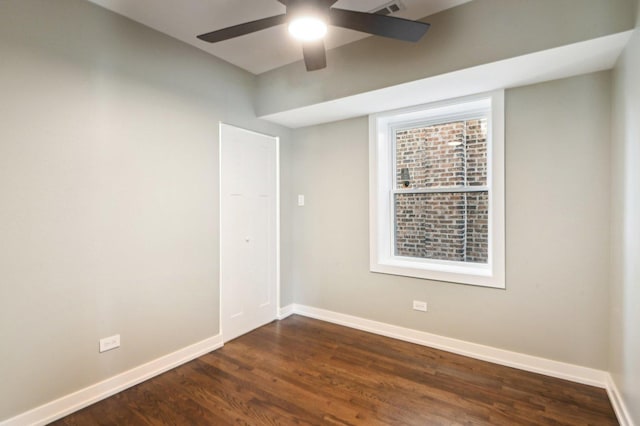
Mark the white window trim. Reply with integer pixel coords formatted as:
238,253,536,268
369,90,505,289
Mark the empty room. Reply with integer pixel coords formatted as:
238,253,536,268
1,0,639,425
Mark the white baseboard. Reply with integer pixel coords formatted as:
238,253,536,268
1,334,224,426
277,304,294,320
606,374,634,426
290,304,609,388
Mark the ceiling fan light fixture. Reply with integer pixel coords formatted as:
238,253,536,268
288,16,327,41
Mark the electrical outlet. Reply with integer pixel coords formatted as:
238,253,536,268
297,194,305,206
412,300,427,312
99,334,120,353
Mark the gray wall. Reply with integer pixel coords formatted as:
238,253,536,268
610,4,640,423
288,72,612,369
0,0,290,420
256,0,635,117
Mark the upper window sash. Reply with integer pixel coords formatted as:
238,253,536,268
391,111,489,191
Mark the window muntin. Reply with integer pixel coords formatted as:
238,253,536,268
369,91,505,288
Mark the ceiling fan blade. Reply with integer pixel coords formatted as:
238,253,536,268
328,8,430,42
197,14,287,43
302,40,327,71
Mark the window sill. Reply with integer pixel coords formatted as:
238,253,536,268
371,258,505,289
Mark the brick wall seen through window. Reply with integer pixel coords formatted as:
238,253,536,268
394,119,488,263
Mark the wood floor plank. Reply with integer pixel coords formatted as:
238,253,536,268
51,315,618,425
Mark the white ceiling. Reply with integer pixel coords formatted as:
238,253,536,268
87,0,471,74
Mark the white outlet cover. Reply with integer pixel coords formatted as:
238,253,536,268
412,300,428,312
99,334,121,353
297,195,305,206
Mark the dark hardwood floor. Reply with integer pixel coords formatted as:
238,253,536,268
52,315,618,425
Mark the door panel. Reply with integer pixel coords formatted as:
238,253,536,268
254,195,270,307
220,124,278,342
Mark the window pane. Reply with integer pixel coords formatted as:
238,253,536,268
465,191,489,262
394,191,488,263
465,119,487,187
395,119,487,189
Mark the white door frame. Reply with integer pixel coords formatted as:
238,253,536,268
218,122,280,342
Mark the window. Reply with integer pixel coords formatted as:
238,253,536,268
369,91,505,288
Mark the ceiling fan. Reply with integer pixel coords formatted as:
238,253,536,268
197,0,430,71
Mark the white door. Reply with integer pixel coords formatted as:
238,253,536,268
220,123,278,342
